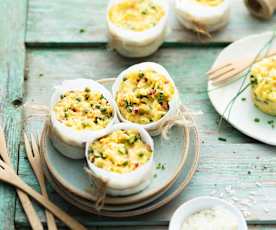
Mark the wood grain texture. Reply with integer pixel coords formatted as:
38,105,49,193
12,226,276,230
15,47,276,226
25,0,276,45
15,2,276,228
0,0,27,229
96,227,276,230
15,143,276,226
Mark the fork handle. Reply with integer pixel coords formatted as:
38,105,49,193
17,190,44,230
11,174,87,230
39,177,58,230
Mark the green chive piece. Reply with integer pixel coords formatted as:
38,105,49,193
254,118,260,123
218,137,227,142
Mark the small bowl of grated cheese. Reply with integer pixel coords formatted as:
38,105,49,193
169,196,247,230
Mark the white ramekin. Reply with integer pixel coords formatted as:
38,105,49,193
174,0,230,33
106,0,169,57
85,123,154,196
49,78,118,159
112,62,180,136
169,196,248,230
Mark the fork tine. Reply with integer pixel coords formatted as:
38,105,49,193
0,158,7,169
210,68,244,85
208,65,235,81
207,63,232,75
24,132,34,158
31,134,39,157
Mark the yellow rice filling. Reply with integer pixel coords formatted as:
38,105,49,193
54,88,113,131
116,68,175,124
108,0,165,32
88,129,152,174
194,0,223,6
251,55,276,115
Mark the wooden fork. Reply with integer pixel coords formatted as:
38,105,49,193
208,48,276,85
0,158,87,230
0,126,43,230
24,133,58,230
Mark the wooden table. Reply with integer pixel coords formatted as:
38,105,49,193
1,0,276,229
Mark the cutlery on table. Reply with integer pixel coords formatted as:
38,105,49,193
24,132,58,230
0,126,43,230
0,158,87,230
208,48,276,85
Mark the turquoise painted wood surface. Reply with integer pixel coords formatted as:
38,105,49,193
16,47,276,227
26,0,276,45
0,0,274,229
0,0,26,229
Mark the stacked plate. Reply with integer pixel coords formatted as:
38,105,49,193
40,123,200,217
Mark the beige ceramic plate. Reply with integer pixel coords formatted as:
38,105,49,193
41,123,189,205
43,163,176,212
43,126,200,217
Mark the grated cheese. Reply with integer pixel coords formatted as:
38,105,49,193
181,206,238,230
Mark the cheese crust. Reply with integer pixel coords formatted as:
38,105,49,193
88,129,153,174
108,0,165,32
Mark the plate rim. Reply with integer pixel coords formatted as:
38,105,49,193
43,126,200,217
43,163,172,212
208,31,276,146
41,120,190,205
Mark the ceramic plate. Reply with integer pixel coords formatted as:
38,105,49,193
208,31,276,145
43,164,175,211
43,126,200,217
41,123,190,205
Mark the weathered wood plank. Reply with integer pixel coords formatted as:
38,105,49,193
26,0,276,45
15,143,276,227
23,47,253,143
15,225,276,230
96,227,276,230
0,0,27,229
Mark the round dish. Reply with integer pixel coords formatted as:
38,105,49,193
208,31,276,145
85,123,154,196
41,120,189,205
112,62,180,136
42,163,173,211
169,196,247,230
42,125,200,217
49,79,117,159
174,0,230,33
106,0,169,57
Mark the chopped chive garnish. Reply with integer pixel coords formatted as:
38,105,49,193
156,163,166,170
254,118,260,123
218,137,227,142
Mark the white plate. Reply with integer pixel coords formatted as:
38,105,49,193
208,31,276,145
